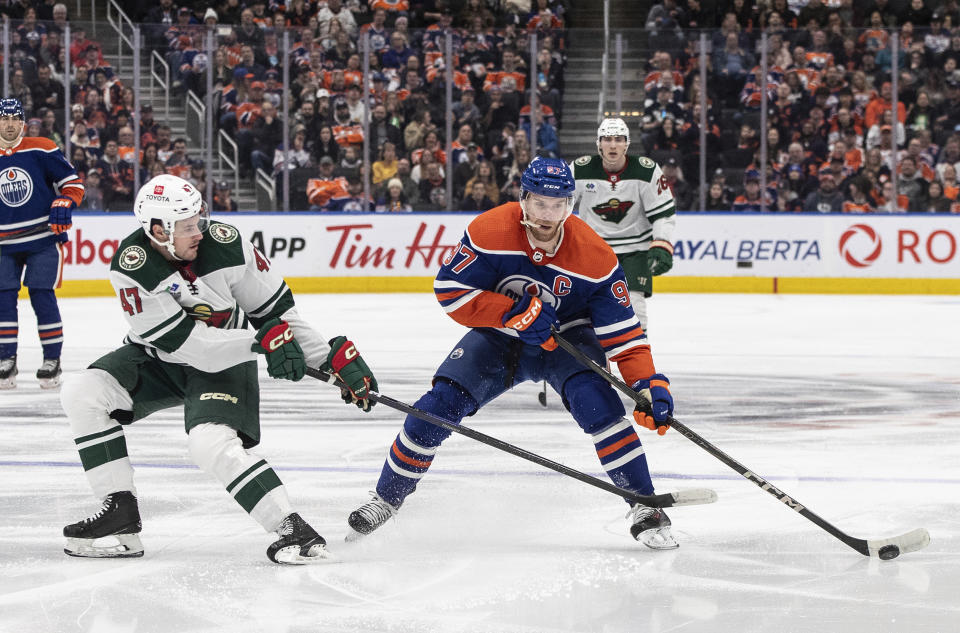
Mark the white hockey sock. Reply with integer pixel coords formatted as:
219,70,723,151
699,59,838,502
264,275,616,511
188,423,294,533
61,369,137,498
629,291,648,331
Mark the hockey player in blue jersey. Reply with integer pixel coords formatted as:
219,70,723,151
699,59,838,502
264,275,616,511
0,98,84,389
346,156,680,549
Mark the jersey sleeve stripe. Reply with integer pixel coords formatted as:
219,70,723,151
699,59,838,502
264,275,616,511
645,198,674,215
56,174,84,188
606,339,650,360
439,288,483,312
139,311,187,339
597,326,647,348
434,279,473,291
150,317,197,353
593,315,641,335
248,283,289,317
435,289,472,302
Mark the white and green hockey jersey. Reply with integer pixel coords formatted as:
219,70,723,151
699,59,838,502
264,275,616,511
109,221,328,373
569,154,676,254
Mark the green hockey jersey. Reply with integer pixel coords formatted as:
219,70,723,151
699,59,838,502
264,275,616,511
109,222,328,372
569,154,676,254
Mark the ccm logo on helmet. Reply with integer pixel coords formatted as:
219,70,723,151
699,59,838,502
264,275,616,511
266,328,294,351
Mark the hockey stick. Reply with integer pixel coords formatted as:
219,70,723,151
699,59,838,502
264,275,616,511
538,379,548,407
548,327,931,560
0,224,52,243
305,366,717,509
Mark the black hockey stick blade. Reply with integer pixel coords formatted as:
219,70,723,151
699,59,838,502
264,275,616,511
306,367,717,509
538,379,548,407
548,327,931,560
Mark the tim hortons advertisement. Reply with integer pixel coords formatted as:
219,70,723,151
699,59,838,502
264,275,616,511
61,213,959,281
61,213,474,280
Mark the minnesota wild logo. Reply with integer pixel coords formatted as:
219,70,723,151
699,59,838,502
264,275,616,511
186,303,234,328
591,198,634,224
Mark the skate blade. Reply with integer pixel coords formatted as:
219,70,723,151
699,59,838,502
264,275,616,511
639,527,679,550
272,543,334,565
64,534,144,558
38,376,62,389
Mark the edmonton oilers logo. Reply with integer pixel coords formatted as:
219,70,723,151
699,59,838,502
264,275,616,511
0,167,33,207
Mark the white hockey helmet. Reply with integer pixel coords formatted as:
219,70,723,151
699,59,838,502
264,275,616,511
134,174,209,259
596,117,631,150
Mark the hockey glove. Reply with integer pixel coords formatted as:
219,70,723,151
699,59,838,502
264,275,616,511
502,292,558,350
631,373,673,435
322,336,378,412
647,240,674,275
252,318,306,381
49,197,76,234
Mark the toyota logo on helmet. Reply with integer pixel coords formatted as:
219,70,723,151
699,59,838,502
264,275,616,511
839,224,882,268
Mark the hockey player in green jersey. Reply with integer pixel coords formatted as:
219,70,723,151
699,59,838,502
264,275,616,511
60,174,378,564
570,118,676,329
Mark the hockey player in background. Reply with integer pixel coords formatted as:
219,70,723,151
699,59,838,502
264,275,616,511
570,117,676,330
59,174,378,564
0,97,83,389
347,157,679,549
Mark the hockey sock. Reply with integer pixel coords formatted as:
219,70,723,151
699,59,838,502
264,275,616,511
62,370,138,496
376,380,476,507
28,288,63,359
0,289,19,358
629,291,648,332
591,418,655,497
188,423,294,532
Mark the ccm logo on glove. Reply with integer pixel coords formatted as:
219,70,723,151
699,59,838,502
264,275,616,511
262,323,294,351
505,295,544,331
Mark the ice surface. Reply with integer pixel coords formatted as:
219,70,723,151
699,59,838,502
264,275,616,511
1,293,957,633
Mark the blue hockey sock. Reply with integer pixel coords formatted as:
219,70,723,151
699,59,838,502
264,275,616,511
591,418,655,498
0,289,19,358
28,289,63,359
375,380,476,507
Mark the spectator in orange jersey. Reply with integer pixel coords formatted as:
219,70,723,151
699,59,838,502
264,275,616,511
306,156,348,209
842,177,875,213
864,82,906,129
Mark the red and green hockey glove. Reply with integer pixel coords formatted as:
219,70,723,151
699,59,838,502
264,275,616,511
647,240,674,275
322,336,378,412
631,373,673,435
252,318,306,381
49,197,76,234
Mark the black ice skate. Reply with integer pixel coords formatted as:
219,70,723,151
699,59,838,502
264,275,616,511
267,513,328,564
627,504,679,550
63,491,144,558
0,356,17,390
36,358,62,389
346,492,399,541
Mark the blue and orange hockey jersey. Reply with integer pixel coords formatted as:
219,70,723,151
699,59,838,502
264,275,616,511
0,137,83,253
434,202,656,385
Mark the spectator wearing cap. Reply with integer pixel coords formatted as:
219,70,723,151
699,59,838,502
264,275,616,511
376,178,413,213
234,8,265,48
662,158,693,211
452,87,482,129
345,83,367,125
866,109,905,154
332,99,364,147
803,169,844,212
318,0,358,38
213,181,238,212
732,170,770,211
203,8,218,26
454,142,483,198
307,157,349,209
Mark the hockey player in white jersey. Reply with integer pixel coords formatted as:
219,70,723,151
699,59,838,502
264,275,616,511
570,118,676,329
59,175,378,564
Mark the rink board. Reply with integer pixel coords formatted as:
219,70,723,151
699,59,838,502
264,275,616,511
43,212,960,296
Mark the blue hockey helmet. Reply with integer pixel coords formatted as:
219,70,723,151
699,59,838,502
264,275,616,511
520,156,577,223
0,98,24,120
521,155,576,199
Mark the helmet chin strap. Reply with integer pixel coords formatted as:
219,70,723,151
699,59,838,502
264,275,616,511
147,229,185,261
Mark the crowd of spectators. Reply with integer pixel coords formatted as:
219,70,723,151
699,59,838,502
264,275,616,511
640,0,960,212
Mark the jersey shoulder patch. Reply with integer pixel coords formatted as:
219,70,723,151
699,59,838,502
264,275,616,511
624,155,657,183
550,215,620,280
193,222,246,276
574,155,592,166
110,229,175,290
466,202,525,252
